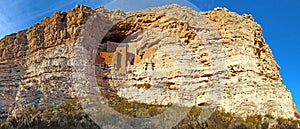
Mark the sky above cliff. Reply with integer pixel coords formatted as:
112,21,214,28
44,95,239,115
0,0,299,111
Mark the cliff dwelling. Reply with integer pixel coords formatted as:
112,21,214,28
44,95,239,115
96,29,158,75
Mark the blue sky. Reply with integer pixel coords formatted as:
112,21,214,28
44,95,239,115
0,0,299,111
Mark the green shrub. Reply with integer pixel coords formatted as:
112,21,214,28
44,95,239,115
103,92,171,118
1,95,299,129
0,99,100,129
276,117,299,129
174,107,300,129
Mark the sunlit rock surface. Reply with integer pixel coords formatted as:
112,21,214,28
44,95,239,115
0,4,298,123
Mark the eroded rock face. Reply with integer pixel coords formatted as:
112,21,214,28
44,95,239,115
0,5,95,119
0,4,298,121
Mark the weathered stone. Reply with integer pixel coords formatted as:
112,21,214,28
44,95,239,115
0,4,298,123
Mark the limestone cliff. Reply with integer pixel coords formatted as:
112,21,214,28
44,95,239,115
0,4,299,128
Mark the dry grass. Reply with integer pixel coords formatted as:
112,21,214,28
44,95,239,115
1,95,299,129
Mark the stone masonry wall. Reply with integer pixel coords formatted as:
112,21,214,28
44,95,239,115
0,4,298,121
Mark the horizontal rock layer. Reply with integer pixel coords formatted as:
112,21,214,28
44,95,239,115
0,4,298,122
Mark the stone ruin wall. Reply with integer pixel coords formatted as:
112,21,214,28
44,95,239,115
0,4,298,121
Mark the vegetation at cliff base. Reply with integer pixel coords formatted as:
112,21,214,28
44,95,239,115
1,95,299,129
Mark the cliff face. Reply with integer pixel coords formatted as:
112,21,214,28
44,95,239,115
0,4,298,123
0,5,94,119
